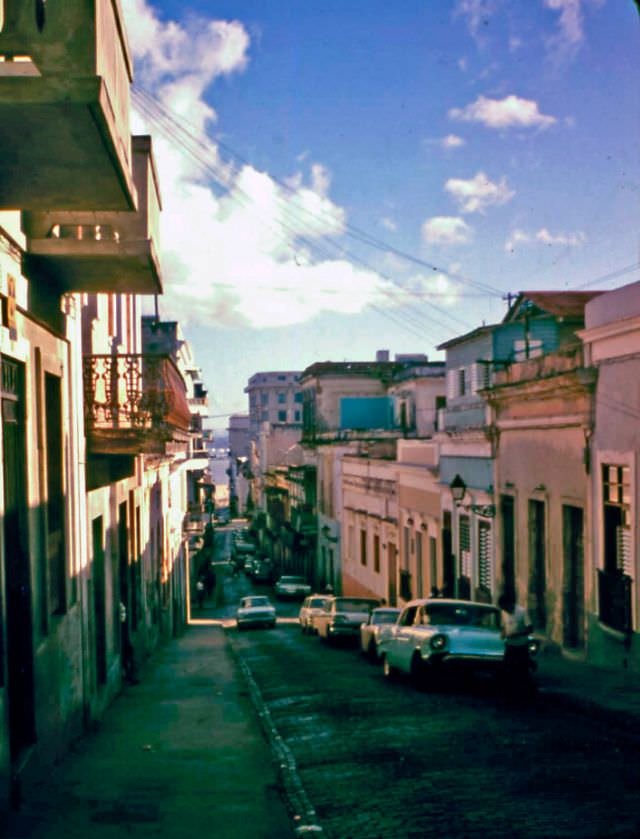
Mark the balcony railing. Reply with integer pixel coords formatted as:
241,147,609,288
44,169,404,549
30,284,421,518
83,353,191,454
0,0,136,210
598,569,632,635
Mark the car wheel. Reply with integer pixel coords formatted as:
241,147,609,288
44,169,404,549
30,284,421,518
410,652,429,690
382,654,398,680
367,640,378,663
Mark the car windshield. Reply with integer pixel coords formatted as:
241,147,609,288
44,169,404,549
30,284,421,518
423,604,500,628
335,598,378,612
281,577,305,585
241,597,270,608
372,610,400,624
309,597,328,608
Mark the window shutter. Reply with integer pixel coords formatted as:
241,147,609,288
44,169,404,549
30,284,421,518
617,526,632,576
446,370,456,400
478,521,493,592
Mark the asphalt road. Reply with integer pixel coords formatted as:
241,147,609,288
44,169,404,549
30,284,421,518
215,564,640,839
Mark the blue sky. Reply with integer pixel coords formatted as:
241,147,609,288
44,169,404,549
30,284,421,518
122,1,640,427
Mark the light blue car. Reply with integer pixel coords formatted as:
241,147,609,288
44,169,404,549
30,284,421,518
379,599,530,688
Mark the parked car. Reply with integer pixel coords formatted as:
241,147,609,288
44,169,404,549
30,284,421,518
315,596,380,643
360,607,401,661
379,598,536,689
235,595,277,630
274,575,312,600
298,595,330,634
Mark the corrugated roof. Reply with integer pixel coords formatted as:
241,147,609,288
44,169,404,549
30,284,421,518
507,291,605,321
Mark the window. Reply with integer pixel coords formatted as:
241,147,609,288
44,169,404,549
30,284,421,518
514,339,543,361
278,392,286,403
278,410,287,422
602,465,631,575
399,605,419,626
360,529,367,566
458,367,467,396
348,525,355,562
277,375,286,380
294,410,301,422
294,392,303,403
373,534,380,573
46,373,66,616
261,392,269,405
261,410,269,422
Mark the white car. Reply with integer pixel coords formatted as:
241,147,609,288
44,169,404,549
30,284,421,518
274,575,312,600
315,596,380,643
298,595,330,634
379,598,510,688
236,595,277,630
360,607,401,660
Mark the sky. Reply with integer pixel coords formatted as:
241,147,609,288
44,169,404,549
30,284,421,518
121,0,640,428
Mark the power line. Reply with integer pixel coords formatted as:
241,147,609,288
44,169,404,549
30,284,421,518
132,87,502,299
133,89,468,344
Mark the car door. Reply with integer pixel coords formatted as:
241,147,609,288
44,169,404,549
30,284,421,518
389,605,419,671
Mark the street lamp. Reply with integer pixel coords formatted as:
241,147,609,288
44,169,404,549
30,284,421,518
449,473,496,518
450,474,467,506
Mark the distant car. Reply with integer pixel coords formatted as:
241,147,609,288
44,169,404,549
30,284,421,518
315,596,380,643
298,595,330,634
243,556,258,576
379,598,534,689
274,575,312,600
251,559,274,583
360,607,401,661
236,595,277,630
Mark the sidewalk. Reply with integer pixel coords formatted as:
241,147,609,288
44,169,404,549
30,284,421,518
5,626,295,839
536,645,640,727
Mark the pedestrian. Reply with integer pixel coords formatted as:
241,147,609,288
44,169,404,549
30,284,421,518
498,592,534,703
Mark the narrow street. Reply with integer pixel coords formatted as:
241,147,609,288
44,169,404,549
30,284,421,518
6,525,640,838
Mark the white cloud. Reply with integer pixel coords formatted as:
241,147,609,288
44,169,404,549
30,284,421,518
449,94,557,130
122,1,401,329
445,171,514,214
381,217,398,232
422,216,473,246
505,227,587,251
543,0,604,64
441,134,466,149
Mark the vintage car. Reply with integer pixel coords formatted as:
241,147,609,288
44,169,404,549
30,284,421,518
315,596,380,643
298,595,330,634
360,607,401,660
235,595,277,630
274,575,312,600
379,598,533,688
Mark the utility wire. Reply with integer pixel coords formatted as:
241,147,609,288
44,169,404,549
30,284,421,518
133,90,466,343
132,87,501,299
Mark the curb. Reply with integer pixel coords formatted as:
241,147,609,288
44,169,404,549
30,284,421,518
226,632,324,837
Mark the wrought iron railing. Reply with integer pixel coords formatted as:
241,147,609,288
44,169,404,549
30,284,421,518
598,569,632,635
83,353,191,436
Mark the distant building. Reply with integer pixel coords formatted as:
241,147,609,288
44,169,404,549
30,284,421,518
245,370,303,438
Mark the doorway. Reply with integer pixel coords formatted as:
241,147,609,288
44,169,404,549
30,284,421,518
441,511,455,597
563,505,584,649
1,356,36,761
387,543,397,606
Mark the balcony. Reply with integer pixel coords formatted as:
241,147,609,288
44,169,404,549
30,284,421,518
22,137,161,293
83,353,192,455
0,0,136,210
